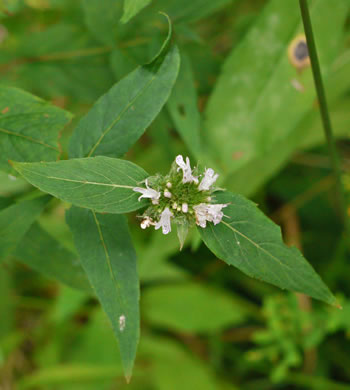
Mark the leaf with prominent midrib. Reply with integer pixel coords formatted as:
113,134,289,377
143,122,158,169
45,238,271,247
15,223,90,292
199,191,336,305
69,15,180,159
11,156,149,214
0,86,72,173
0,196,49,263
66,207,139,381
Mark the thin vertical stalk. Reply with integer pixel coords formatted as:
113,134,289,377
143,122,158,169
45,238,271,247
299,0,347,225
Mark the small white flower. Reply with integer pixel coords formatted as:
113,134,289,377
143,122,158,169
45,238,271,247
198,168,219,191
166,182,172,188
175,155,198,184
193,203,228,228
172,202,178,209
182,203,188,213
155,207,173,235
133,179,160,202
140,217,153,229
164,190,172,198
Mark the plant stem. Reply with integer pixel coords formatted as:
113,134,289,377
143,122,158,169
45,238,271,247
299,0,348,225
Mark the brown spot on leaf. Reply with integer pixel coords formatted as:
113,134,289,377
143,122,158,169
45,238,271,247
2,107,9,114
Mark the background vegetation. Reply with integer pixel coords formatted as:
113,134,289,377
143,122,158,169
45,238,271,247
1,0,350,388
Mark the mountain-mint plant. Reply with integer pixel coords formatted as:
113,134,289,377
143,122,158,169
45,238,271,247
0,10,339,383
133,155,227,246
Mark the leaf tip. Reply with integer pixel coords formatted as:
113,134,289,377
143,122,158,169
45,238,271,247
124,366,133,384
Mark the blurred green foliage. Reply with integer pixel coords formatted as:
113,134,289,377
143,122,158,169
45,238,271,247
1,0,350,389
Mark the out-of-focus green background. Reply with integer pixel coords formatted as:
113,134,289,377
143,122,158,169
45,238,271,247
1,0,350,388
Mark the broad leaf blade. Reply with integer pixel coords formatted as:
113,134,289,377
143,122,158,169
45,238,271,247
11,156,149,214
204,0,348,175
121,0,152,24
0,196,49,263
15,223,90,292
69,18,180,159
199,191,335,305
66,207,140,380
0,86,72,173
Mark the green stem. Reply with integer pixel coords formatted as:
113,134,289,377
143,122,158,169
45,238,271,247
299,0,347,225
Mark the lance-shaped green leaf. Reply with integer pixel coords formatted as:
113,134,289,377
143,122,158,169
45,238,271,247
0,196,49,263
199,191,336,305
69,15,180,159
121,0,152,23
11,156,149,214
66,207,139,381
15,223,90,292
0,86,72,173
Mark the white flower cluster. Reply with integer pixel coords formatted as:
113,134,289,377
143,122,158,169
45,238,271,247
133,155,228,235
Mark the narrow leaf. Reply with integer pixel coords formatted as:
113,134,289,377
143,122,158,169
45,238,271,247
199,191,336,305
69,16,180,159
121,0,152,24
0,86,72,173
11,156,149,214
15,223,90,292
66,207,140,380
0,196,49,263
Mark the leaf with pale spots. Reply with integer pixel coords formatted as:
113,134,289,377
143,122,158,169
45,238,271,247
0,86,72,173
11,156,149,214
66,207,140,380
199,191,336,305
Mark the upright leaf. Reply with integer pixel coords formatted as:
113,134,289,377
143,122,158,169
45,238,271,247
69,16,180,159
0,196,49,263
121,0,152,24
199,191,336,305
66,207,139,380
15,223,90,292
0,87,72,173
167,53,201,157
11,157,149,214
204,0,348,175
